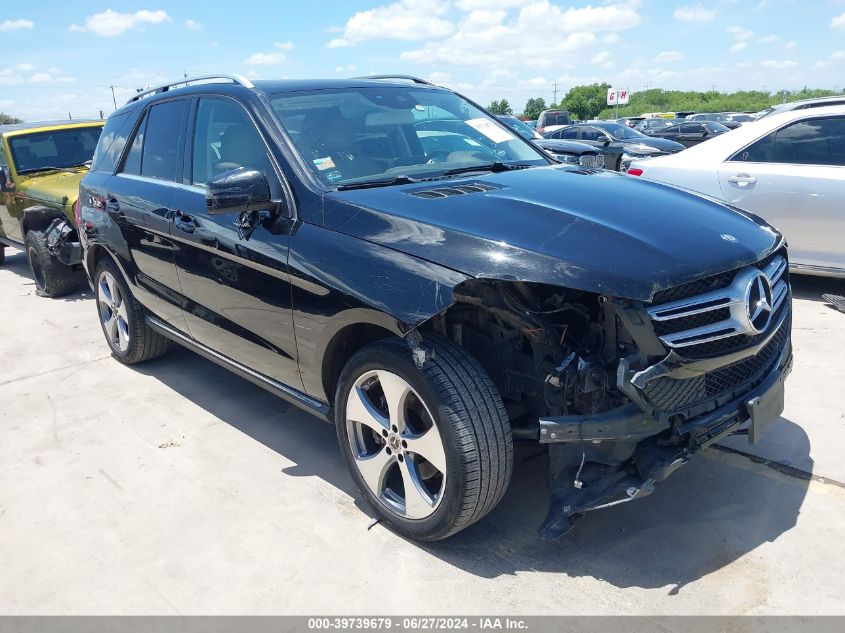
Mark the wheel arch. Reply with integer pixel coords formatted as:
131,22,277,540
21,205,72,237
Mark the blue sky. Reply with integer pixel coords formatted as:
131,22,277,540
1,0,844,120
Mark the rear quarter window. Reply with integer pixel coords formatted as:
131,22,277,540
91,113,130,173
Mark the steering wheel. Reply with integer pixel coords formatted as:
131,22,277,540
425,150,452,163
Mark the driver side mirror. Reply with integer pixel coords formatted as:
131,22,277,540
602,136,612,146
206,167,273,215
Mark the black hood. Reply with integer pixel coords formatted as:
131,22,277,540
321,165,782,301
620,136,685,153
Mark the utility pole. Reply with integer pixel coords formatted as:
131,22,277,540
552,82,558,106
109,85,117,109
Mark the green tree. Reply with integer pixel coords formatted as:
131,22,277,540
487,99,512,115
522,97,546,120
0,113,22,125
560,83,612,121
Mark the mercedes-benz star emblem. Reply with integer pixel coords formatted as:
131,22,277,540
746,272,774,333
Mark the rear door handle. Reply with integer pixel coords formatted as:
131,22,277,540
173,210,196,234
727,174,757,187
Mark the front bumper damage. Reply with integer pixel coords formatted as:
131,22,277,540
536,335,793,540
43,217,82,267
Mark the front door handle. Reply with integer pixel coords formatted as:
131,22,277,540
727,173,757,187
173,209,196,233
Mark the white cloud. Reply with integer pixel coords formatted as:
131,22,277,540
16,63,36,71
673,5,716,22
762,59,798,69
0,68,24,86
1,19,34,31
456,0,523,9
518,1,641,33
335,64,358,73
602,33,619,44
655,51,683,63
592,51,612,65
832,51,845,61
727,25,754,41
832,12,845,29
758,34,778,43
185,19,202,30
274,41,295,50
401,1,639,69
784,40,796,50
29,73,52,83
245,52,286,65
69,9,170,38
730,42,749,53
328,0,454,46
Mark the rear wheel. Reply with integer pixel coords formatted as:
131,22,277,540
335,335,512,541
94,258,171,364
25,230,78,297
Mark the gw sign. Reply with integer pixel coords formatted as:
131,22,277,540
607,88,630,105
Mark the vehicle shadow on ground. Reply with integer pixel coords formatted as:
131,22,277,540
0,248,92,300
130,346,811,593
790,274,845,304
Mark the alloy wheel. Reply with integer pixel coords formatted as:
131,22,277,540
97,270,130,353
346,370,447,520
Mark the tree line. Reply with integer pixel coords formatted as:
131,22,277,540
489,84,844,121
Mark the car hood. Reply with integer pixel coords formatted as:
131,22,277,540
17,169,86,207
322,165,781,301
534,139,596,154
621,136,685,153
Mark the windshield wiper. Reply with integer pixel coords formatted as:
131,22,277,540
20,162,90,175
335,175,421,190
440,162,533,177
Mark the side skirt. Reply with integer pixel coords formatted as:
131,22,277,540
146,316,331,422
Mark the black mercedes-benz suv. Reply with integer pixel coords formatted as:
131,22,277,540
79,75,792,541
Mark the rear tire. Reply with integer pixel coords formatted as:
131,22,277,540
335,335,513,541
94,258,171,364
0,246,5,265
25,230,78,297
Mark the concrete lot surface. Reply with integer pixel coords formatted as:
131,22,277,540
1,245,844,615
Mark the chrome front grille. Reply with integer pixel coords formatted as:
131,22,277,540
578,153,605,169
647,253,789,352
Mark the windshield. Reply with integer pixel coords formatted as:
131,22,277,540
593,122,647,140
730,114,755,122
9,126,102,174
704,122,731,133
497,115,540,140
269,87,548,186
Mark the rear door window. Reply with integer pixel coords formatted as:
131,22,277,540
121,100,188,180
140,100,189,181
771,116,845,166
91,113,129,173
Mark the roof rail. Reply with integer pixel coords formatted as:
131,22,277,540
353,74,436,86
126,74,255,105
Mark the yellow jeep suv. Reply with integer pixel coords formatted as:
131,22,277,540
0,120,104,296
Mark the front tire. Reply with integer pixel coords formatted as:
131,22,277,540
25,230,78,297
94,258,171,364
335,335,513,541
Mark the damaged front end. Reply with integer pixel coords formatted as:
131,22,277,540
43,216,83,267
537,247,793,538
427,247,793,539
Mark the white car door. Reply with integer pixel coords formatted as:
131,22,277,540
717,114,845,272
